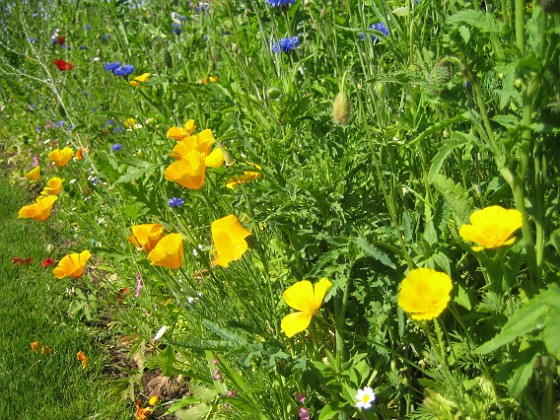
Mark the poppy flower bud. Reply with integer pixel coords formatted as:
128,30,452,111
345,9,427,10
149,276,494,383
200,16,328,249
218,143,236,166
332,91,351,126
267,87,282,100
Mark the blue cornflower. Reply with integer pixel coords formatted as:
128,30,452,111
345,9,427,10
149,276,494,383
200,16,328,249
54,120,65,128
106,119,114,126
113,126,123,133
272,36,299,53
104,61,121,71
113,65,135,76
27,37,38,43
112,143,123,151
79,45,87,50
168,197,185,208
172,22,182,35
359,22,389,43
265,0,295,6
84,24,92,31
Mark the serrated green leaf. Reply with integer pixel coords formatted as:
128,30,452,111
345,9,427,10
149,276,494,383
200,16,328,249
354,236,396,269
432,174,473,225
475,303,548,354
428,133,474,183
447,11,503,33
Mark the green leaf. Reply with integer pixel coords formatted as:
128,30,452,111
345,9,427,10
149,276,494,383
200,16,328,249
114,160,161,184
354,236,396,269
318,404,341,420
163,397,201,415
447,11,503,33
475,302,548,354
432,174,473,226
508,343,543,397
428,133,474,183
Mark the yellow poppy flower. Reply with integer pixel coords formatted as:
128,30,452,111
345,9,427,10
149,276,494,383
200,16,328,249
129,72,151,87
127,224,165,252
459,206,522,252
41,177,63,196
52,250,92,279
211,215,251,267
18,195,58,221
164,151,206,190
48,147,74,166
205,148,224,168
397,268,452,321
24,166,40,181
147,233,184,269
183,119,196,135
226,171,262,189
41,345,52,355
281,278,332,337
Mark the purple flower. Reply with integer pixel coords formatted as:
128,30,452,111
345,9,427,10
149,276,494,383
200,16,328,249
113,64,135,77
104,61,121,71
135,272,143,297
298,407,310,420
265,0,295,6
168,197,185,208
54,120,65,128
112,143,123,151
113,126,123,134
359,22,389,43
213,369,222,381
272,36,299,53
295,392,306,403
172,23,182,35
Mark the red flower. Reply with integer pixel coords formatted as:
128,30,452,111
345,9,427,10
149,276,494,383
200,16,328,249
11,257,22,265
117,288,129,303
57,36,65,45
41,257,55,268
26,258,33,264
54,59,74,71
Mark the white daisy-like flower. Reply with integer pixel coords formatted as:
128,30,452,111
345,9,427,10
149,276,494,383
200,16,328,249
153,325,167,341
355,386,376,410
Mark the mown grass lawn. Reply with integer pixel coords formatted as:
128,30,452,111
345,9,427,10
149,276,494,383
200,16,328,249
0,178,129,419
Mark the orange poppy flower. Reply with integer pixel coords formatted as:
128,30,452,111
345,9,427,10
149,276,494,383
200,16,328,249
48,147,74,166
18,195,58,221
127,224,165,252
41,177,63,196
147,233,184,269
166,119,196,141
171,129,215,158
76,351,88,368
30,341,39,352
52,250,91,279
164,150,206,190
211,215,251,267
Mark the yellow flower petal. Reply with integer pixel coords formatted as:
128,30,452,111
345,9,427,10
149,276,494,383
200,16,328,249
226,171,262,189
164,151,206,190
281,312,313,338
283,280,315,312
41,177,63,196
129,72,150,87
205,148,224,168
18,195,58,221
211,215,251,267
147,233,184,269
24,166,41,181
183,119,196,135
167,126,189,141
397,268,452,320
128,224,165,252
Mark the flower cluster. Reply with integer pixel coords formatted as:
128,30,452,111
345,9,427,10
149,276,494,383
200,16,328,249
104,61,135,77
272,36,299,53
359,22,389,43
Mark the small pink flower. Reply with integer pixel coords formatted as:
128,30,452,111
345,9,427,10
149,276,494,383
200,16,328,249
226,390,237,398
135,271,143,297
298,407,310,420
213,369,222,381
295,392,306,403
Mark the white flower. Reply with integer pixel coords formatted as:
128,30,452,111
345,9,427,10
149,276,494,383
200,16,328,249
153,325,167,341
355,387,376,410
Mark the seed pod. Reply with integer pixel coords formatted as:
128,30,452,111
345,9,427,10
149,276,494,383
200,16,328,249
267,87,282,100
332,91,351,126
